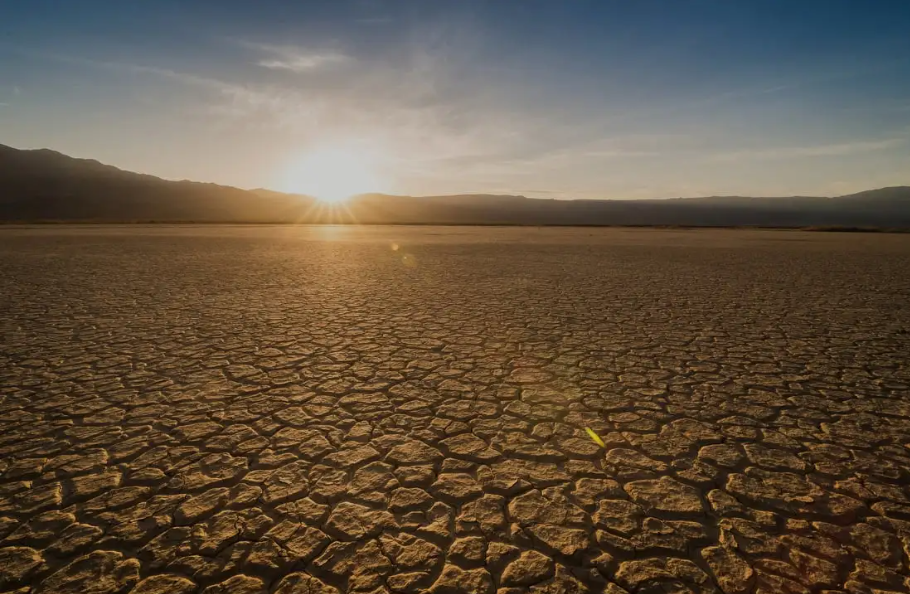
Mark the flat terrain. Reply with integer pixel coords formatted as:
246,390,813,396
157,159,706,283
1,225,910,594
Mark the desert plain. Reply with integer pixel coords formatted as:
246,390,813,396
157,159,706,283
1,225,909,594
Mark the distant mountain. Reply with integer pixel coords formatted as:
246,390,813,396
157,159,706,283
0,144,312,222
1,143,908,226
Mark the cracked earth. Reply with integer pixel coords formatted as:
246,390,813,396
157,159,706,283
1,225,910,594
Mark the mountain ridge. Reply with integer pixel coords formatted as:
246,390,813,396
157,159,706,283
1,143,908,226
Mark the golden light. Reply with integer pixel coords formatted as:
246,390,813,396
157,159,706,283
280,144,385,203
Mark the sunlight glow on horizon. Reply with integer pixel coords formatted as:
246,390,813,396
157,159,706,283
278,143,390,203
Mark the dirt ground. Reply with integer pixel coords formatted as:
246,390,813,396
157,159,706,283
1,225,909,593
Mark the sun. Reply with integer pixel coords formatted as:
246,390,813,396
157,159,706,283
280,144,384,203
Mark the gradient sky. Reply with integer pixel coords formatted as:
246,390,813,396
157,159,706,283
2,0,910,199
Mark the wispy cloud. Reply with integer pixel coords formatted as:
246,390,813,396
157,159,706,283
456,134,670,178
41,53,304,121
44,54,232,90
35,17,554,178
42,46,525,170
357,17,392,25
245,43,350,72
712,138,906,161
45,32,906,199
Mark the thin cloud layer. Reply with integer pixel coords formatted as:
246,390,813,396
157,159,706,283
246,43,350,72
713,138,907,162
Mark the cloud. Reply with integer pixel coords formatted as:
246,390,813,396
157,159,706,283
38,20,541,175
245,43,350,72
33,43,676,195
581,149,659,158
47,33,831,197
46,54,233,91
42,53,300,121
50,48,516,170
713,138,906,161
463,135,667,177
357,17,392,25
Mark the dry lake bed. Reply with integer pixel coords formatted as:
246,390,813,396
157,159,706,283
1,225,910,594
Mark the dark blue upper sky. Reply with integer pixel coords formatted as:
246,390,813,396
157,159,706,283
2,0,909,198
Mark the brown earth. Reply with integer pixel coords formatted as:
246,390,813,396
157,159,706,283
1,225,909,593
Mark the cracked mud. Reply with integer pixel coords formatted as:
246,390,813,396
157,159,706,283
1,226,910,594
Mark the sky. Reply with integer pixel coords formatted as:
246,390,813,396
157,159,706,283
2,0,910,199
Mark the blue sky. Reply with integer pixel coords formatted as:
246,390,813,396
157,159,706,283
2,0,909,198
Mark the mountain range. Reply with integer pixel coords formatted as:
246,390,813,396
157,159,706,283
1,143,908,227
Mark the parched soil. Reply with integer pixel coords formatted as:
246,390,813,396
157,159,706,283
1,225,909,594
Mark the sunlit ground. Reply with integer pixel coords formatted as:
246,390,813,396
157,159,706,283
2,227,910,593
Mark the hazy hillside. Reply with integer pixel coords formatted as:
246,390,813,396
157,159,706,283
0,145,311,222
1,144,908,226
